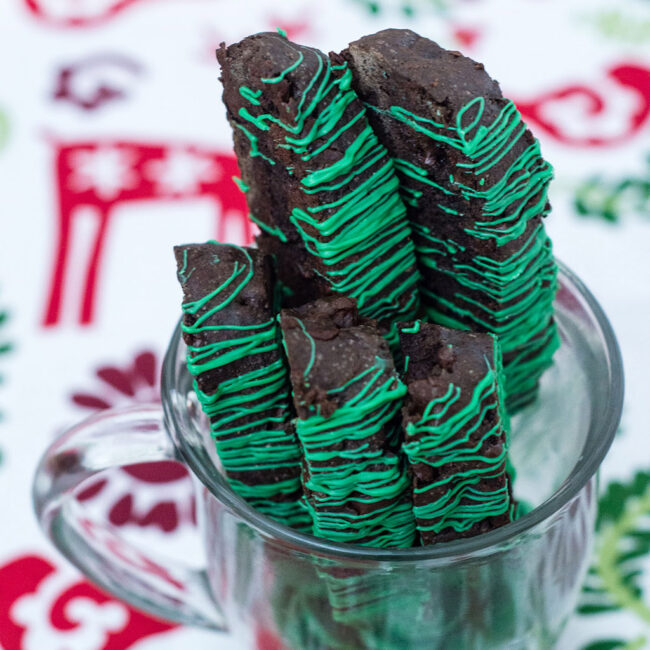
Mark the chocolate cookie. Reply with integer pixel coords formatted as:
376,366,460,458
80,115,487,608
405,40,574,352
399,321,515,544
342,29,559,410
217,32,421,345
175,242,309,529
280,296,415,547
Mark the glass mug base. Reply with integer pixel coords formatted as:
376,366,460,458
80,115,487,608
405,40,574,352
33,261,623,650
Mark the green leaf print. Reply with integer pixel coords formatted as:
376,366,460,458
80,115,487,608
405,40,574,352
584,641,645,650
579,472,650,649
582,9,650,46
0,108,8,152
0,291,11,465
0,310,11,362
350,0,449,16
575,155,650,223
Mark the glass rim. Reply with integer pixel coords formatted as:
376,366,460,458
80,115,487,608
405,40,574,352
162,259,624,562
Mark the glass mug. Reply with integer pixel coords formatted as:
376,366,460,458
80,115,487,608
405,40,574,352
33,262,623,650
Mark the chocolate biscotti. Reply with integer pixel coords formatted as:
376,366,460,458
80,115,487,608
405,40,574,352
169,27,568,552
342,29,559,410
175,242,309,529
399,321,515,544
280,296,416,547
217,32,421,343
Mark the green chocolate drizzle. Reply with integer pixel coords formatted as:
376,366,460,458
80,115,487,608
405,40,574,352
385,98,552,244
180,243,309,529
239,87,261,106
234,41,420,344
293,341,416,548
232,175,250,193
403,337,515,537
400,320,421,334
417,221,559,408
234,122,276,166
372,97,559,410
248,212,288,242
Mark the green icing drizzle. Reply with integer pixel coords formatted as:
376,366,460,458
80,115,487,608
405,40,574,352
384,98,552,245
400,320,421,334
261,51,304,83
402,344,515,537
393,158,453,197
373,96,559,410
239,87,261,106
232,175,249,193
181,243,309,529
294,318,316,381
177,248,193,284
294,347,416,548
248,212,288,242
417,221,559,408
276,27,288,39
234,122,276,166
235,43,420,343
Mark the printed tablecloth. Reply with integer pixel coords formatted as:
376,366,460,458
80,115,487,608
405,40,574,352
0,0,649,648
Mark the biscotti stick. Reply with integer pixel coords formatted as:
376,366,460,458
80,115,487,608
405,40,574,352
280,296,415,548
343,29,559,410
175,242,309,530
399,321,515,544
217,32,421,345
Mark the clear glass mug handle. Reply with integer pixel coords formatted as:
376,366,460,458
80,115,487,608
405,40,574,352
32,404,227,631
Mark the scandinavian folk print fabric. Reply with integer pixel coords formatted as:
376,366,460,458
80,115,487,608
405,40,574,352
0,0,648,648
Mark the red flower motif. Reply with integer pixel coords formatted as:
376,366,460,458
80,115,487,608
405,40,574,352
70,350,195,534
0,554,175,650
24,0,159,28
515,62,650,148
71,350,159,409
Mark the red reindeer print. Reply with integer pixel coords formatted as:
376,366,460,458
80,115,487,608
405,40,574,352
52,54,144,112
43,140,251,327
515,62,650,147
70,349,195,533
0,554,175,650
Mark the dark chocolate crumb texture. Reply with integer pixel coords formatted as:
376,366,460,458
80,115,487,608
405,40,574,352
217,32,421,345
280,296,416,548
399,321,515,545
342,29,559,411
174,242,309,529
